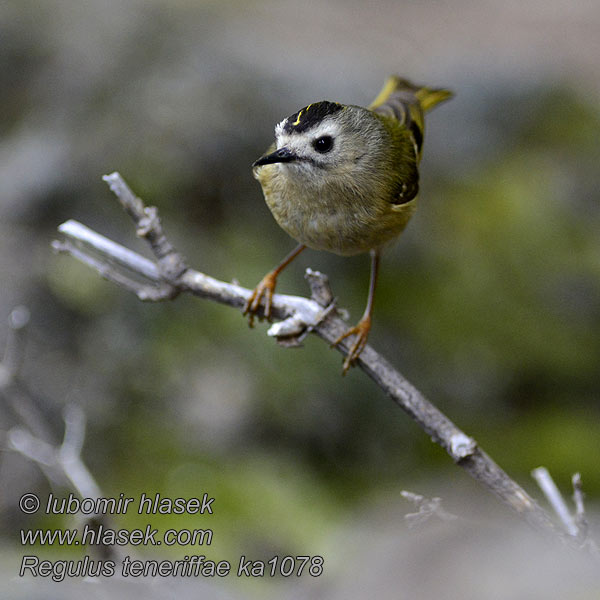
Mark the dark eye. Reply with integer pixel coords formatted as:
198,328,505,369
312,135,334,153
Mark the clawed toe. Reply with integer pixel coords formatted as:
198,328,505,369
243,272,277,327
332,315,372,374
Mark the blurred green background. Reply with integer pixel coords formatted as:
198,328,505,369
1,0,599,597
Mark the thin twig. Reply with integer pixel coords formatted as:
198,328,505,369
52,171,582,545
572,473,600,555
401,490,458,528
1,312,122,561
58,404,103,499
532,468,599,555
0,306,30,388
1,309,100,503
532,467,578,537
8,404,102,500
0,308,58,442
572,473,587,537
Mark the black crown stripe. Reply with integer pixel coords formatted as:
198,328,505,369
283,101,344,134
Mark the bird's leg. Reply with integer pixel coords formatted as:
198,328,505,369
243,244,306,327
332,249,380,374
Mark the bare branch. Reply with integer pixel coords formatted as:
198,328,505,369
1,307,101,498
8,427,58,468
1,313,124,561
61,403,86,458
58,404,103,499
8,404,102,500
57,220,160,281
305,268,335,307
532,468,599,555
7,407,122,561
102,172,187,283
52,222,178,301
532,467,578,536
51,172,582,545
0,307,60,442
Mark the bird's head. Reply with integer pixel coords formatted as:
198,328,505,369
253,101,385,186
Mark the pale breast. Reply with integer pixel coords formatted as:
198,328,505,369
256,164,415,256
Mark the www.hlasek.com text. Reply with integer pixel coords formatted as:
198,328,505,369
21,522,213,547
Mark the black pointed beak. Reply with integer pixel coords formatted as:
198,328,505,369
252,147,296,167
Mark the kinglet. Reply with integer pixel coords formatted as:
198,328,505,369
245,76,452,372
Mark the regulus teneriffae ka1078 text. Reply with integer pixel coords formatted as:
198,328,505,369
245,76,452,373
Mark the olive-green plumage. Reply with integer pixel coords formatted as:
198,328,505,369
247,76,451,373
252,76,452,256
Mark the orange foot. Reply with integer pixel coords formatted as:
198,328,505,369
243,271,278,327
332,315,372,374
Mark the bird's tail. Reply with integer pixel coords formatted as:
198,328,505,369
370,75,452,159
370,75,452,114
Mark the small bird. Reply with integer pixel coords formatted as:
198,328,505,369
245,76,452,373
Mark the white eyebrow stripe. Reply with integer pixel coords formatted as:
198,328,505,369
275,119,287,137
310,122,340,138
